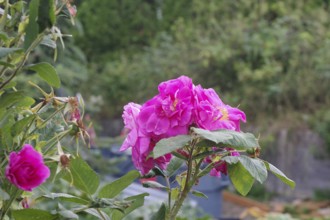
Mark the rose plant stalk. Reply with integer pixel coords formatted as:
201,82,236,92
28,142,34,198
121,76,296,219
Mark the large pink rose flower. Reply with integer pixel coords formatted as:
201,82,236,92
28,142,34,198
121,102,172,175
5,144,50,191
121,75,247,176
193,85,246,131
138,75,194,138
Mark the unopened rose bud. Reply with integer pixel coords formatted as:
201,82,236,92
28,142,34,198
60,154,70,168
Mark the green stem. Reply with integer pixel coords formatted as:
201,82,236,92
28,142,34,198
192,148,225,160
0,187,21,220
0,65,8,78
169,140,198,220
165,176,171,216
96,208,107,220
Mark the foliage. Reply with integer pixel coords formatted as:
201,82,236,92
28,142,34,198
75,0,160,61
313,188,330,201
143,127,294,219
118,75,294,219
0,1,146,219
310,109,330,154
76,0,330,124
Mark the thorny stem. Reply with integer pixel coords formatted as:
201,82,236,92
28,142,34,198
169,139,202,220
165,176,171,215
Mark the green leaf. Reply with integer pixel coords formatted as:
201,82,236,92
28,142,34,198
98,170,140,198
124,193,149,211
192,127,232,143
151,167,166,178
264,161,295,189
0,108,5,121
1,81,17,90
63,157,100,195
228,162,255,196
110,193,149,220
41,35,56,49
24,0,40,50
171,188,180,200
239,156,267,184
42,193,89,205
191,190,208,199
0,47,22,59
27,63,61,88
142,181,167,189
197,163,216,178
223,156,268,184
192,127,259,150
90,198,132,211
12,115,36,137
0,113,14,148
58,210,78,219
37,0,55,32
84,209,111,220
152,135,191,158
0,91,25,109
151,203,167,220
166,157,184,177
0,32,9,43
221,156,239,164
0,60,15,68
12,209,58,220
15,97,35,108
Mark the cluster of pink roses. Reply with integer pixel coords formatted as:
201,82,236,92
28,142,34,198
121,76,246,176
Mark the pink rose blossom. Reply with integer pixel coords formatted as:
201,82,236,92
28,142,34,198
120,102,142,152
5,144,50,191
22,197,29,209
131,137,171,174
121,75,247,176
193,85,246,131
121,102,172,175
208,149,240,177
138,76,194,138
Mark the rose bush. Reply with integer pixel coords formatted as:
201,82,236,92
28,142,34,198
5,144,50,191
0,1,295,219
121,75,295,219
121,75,246,176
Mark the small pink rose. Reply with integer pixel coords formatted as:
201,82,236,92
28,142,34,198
5,144,50,191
